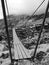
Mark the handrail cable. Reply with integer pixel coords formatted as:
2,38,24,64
5,0,10,18
31,1,49,60
1,0,13,63
27,0,45,20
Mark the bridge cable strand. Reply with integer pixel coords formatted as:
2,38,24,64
1,0,13,64
31,1,49,60
4,0,14,64
27,0,45,20
5,0,9,18
5,0,12,27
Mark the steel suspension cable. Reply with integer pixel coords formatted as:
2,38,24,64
1,0,13,63
31,1,49,60
27,0,45,20
5,0,12,28
5,0,10,18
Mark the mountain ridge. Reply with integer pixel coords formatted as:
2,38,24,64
0,12,49,29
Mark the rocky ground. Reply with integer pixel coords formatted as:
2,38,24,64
0,14,49,65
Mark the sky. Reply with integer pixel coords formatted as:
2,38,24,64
0,0,48,19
